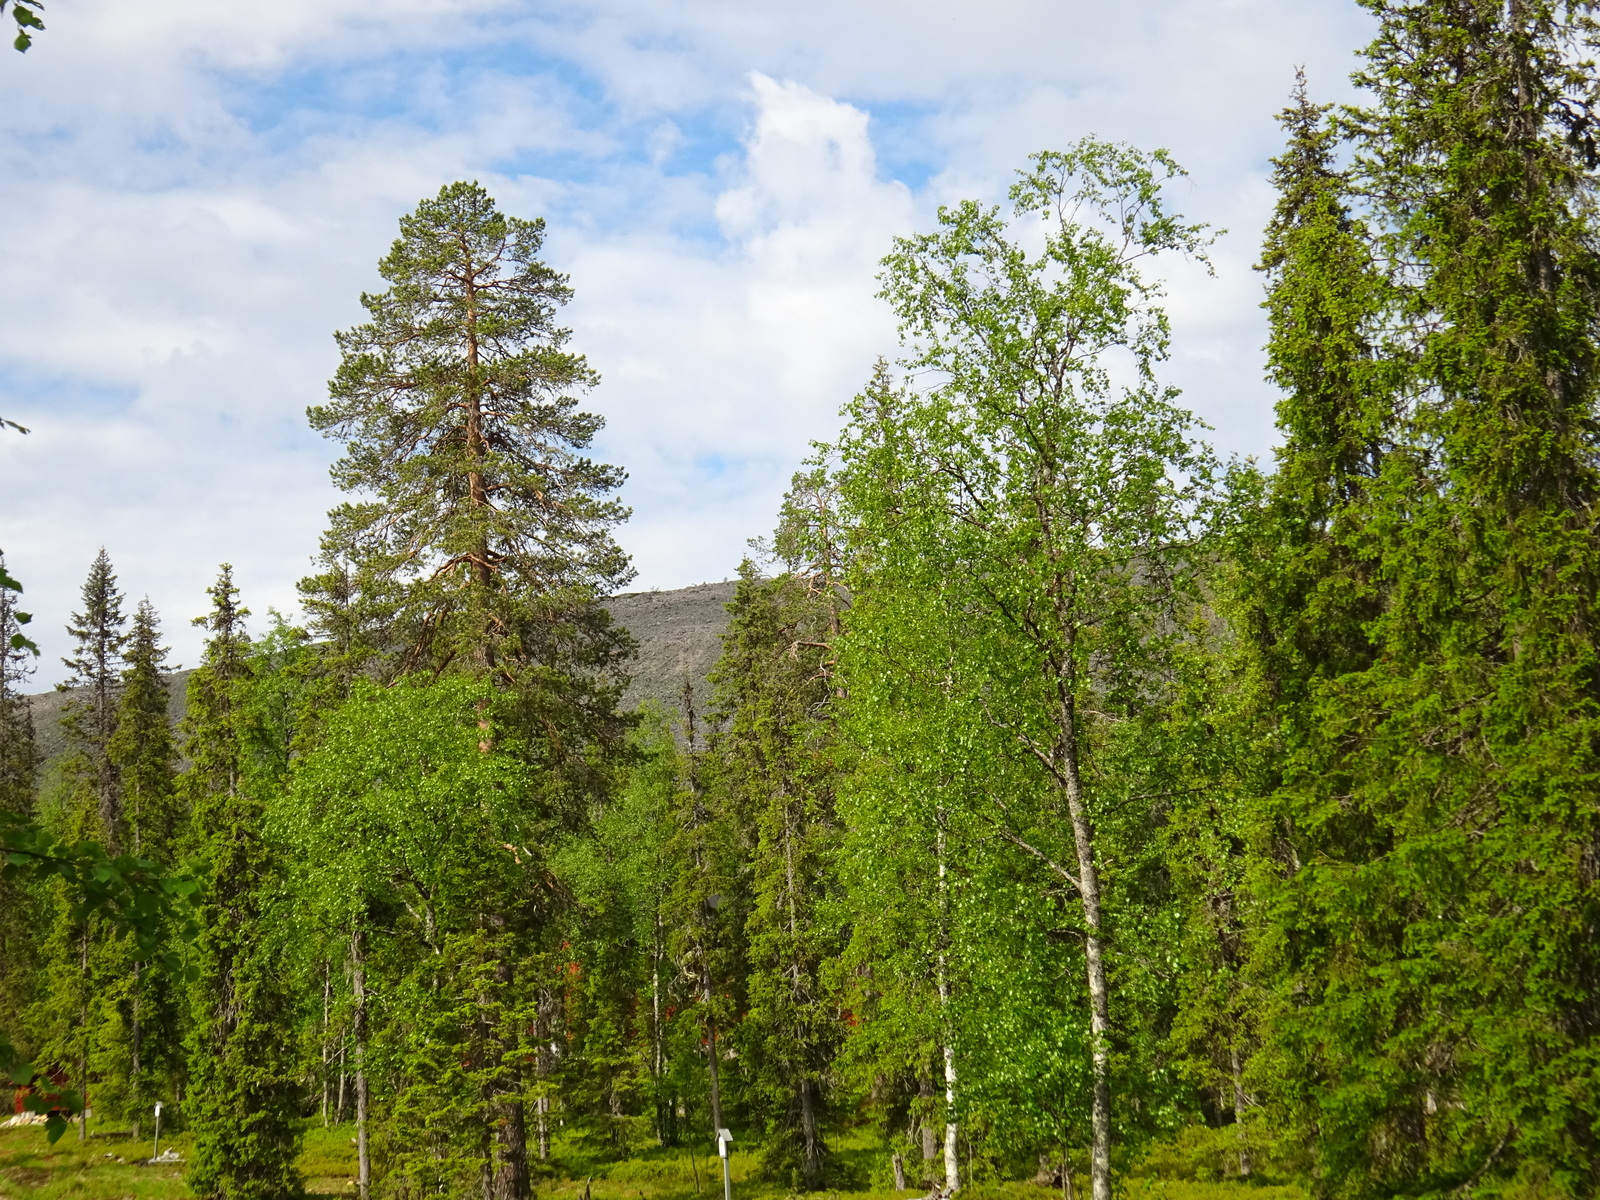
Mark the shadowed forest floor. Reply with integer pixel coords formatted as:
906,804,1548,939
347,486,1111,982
0,1120,1305,1200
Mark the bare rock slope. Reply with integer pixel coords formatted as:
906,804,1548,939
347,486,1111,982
24,581,737,767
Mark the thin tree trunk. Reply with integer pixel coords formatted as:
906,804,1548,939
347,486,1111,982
130,958,141,1130
336,1035,348,1124
919,1083,937,1170
936,819,959,1193
703,961,723,1138
536,988,552,1161
78,921,90,1142
1055,703,1111,1200
1229,1045,1252,1178
652,914,665,1143
321,963,332,1127
352,927,371,1200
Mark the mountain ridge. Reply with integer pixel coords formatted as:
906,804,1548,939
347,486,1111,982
21,580,738,768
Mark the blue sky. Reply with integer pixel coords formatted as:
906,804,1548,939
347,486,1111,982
0,0,1376,683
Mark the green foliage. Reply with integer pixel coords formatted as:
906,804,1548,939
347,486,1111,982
709,562,843,1189
182,566,304,1200
0,555,37,658
1235,5,1600,1196
834,138,1219,1198
303,179,632,684
1,0,43,52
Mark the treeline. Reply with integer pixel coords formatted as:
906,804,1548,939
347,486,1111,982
4,4,1600,1200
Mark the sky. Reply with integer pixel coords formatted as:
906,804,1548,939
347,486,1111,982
0,0,1377,685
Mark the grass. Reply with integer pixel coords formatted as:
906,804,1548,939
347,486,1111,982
0,1116,1302,1200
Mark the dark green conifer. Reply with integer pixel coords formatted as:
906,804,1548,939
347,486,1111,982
0,554,40,1080
182,566,303,1200
96,598,183,1133
110,599,180,858
58,548,128,850
299,182,634,1199
1244,5,1600,1192
712,562,842,1189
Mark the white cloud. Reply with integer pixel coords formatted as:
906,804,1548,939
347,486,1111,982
0,0,1378,684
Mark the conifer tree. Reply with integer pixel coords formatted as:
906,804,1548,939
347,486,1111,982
0,554,39,1080
708,472,849,1188
300,181,634,1200
1242,4,1600,1192
182,566,303,1200
664,681,749,1150
32,551,131,1139
110,599,180,858
95,599,183,1132
302,179,633,685
712,564,842,1189
59,548,127,850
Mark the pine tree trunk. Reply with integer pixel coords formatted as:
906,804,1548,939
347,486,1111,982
352,927,371,1200
490,933,529,1200
800,1077,821,1187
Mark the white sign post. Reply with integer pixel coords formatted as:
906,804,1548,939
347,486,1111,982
717,1128,733,1200
152,1101,163,1163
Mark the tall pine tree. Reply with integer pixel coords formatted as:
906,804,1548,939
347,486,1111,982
300,181,634,1200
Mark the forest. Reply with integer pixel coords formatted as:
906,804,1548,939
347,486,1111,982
4,3,1600,1199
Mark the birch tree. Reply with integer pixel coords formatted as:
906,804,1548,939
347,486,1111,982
836,140,1216,1200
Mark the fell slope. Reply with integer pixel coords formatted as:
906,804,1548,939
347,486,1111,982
23,581,737,767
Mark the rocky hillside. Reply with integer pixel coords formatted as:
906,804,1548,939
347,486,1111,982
23,580,737,767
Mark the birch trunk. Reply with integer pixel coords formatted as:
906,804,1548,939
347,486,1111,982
936,818,959,1193
352,927,371,1200
1055,706,1111,1200
1229,1045,1251,1178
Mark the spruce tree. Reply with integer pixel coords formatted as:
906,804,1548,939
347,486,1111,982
1243,5,1600,1193
58,548,128,850
712,564,842,1189
98,598,183,1132
32,550,130,1140
110,599,180,858
182,566,303,1200
0,554,40,1087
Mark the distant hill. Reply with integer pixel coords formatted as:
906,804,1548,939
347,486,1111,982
22,580,737,769
608,581,737,713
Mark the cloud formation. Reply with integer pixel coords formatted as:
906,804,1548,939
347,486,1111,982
0,0,1375,682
